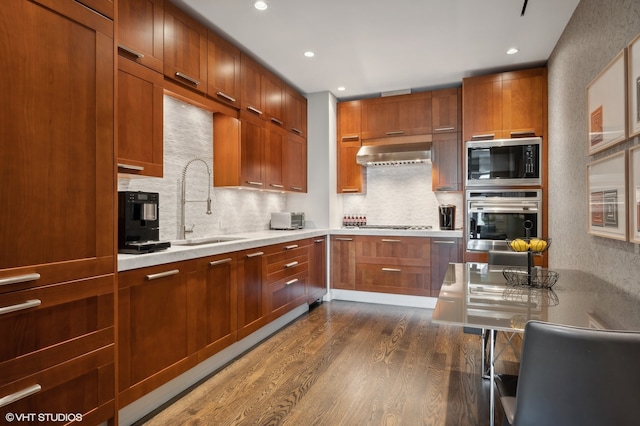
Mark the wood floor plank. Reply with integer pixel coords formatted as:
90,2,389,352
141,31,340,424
140,301,520,426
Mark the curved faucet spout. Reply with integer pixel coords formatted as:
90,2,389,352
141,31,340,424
180,158,213,239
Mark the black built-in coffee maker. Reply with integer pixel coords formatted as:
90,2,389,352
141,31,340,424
118,191,171,254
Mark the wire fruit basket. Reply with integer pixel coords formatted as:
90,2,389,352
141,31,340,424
503,267,559,289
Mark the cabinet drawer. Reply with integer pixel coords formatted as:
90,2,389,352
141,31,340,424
267,272,307,318
355,236,430,266
356,264,430,296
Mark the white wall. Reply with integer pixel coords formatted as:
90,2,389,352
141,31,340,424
547,0,640,297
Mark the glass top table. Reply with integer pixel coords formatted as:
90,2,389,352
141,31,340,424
431,262,640,426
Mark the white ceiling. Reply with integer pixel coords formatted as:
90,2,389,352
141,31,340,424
173,0,580,99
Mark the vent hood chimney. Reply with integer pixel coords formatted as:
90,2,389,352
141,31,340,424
356,141,431,166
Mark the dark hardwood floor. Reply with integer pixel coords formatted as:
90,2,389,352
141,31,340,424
140,301,520,426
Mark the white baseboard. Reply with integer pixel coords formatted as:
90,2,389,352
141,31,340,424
118,303,310,426
328,289,436,309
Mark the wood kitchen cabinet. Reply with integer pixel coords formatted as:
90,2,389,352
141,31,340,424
163,0,208,93
337,100,366,194
462,68,547,141
207,30,241,108
240,54,286,126
431,132,462,192
117,0,164,73
283,132,308,193
432,88,461,134
285,87,308,137
430,237,462,297
265,240,309,321
117,59,164,177
266,123,286,191
330,236,357,290
361,92,432,140
237,248,268,339
308,237,328,303
355,236,431,296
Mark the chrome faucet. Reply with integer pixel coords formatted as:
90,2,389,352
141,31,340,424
180,158,213,239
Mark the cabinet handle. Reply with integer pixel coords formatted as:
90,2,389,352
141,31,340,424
436,186,457,191
335,237,353,241
118,44,145,59
290,186,303,191
216,91,237,103
0,299,41,316
284,261,299,269
433,240,456,244
145,269,180,280
175,72,200,86
247,106,264,116
0,384,42,408
0,273,40,287
314,239,325,243
291,127,302,135
246,181,264,186
471,133,495,140
285,245,299,250
381,239,402,243
209,258,232,267
382,268,402,272
246,251,264,258
270,117,284,126
385,130,405,136
434,126,455,132
269,183,284,188
285,278,299,286
510,131,536,138
341,188,359,193
341,135,360,141
117,163,145,172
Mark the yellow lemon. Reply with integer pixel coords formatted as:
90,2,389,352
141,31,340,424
510,238,530,252
529,238,548,252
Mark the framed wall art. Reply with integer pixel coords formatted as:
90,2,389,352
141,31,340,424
587,150,627,240
628,33,640,138
628,145,640,243
587,49,627,154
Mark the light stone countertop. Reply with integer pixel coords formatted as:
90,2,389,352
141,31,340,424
117,228,464,272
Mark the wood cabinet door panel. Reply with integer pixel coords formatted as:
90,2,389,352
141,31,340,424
262,72,285,124
337,143,365,193
356,264,430,296
285,88,307,137
284,133,307,192
267,272,307,318
361,93,431,139
0,0,114,281
240,54,264,116
502,70,545,137
237,249,267,338
330,236,356,290
432,88,461,133
431,132,462,192
266,124,285,190
356,236,430,266
118,0,164,72
240,114,267,188
462,75,504,141
338,100,362,142
207,30,241,108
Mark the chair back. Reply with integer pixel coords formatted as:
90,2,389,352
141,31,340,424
512,321,640,426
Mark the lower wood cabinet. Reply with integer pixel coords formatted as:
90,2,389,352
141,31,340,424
236,247,268,339
330,236,357,289
265,240,309,320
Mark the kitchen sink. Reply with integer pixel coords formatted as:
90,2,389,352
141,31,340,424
172,236,246,246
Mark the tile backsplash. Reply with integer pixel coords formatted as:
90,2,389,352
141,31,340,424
118,95,285,242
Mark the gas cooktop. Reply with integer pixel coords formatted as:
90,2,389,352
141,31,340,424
351,225,433,230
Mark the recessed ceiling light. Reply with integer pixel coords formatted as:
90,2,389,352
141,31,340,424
337,87,346,92
304,51,315,58
506,47,519,55
254,1,268,11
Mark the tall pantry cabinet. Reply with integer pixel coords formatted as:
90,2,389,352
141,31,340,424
0,1,115,424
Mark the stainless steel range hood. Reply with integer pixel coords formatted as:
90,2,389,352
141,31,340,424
356,141,431,166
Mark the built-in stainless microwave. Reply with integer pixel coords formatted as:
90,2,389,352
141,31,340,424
465,137,542,187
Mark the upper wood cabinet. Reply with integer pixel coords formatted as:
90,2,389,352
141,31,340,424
262,71,286,126
118,0,164,73
163,0,207,93
284,132,308,193
240,54,286,126
463,67,547,141
432,87,461,133
265,122,286,190
337,100,365,193
117,59,164,177
361,92,432,140
285,87,307,137
207,30,241,108
431,132,462,192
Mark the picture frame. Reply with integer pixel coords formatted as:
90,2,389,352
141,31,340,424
628,145,640,243
628,32,640,138
587,150,627,240
587,49,627,154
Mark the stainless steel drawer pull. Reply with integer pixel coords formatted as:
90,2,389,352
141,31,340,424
209,258,232,267
175,72,200,86
335,237,353,241
0,273,41,287
511,131,536,137
341,135,360,141
145,270,180,280
0,299,41,316
314,239,325,243
284,261,299,269
118,44,145,59
291,186,303,191
246,251,264,258
247,106,264,116
385,130,405,136
433,240,456,244
285,278,299,286
471,133,495,140
381,239,402,243
270,117,284,126
246,181,263,186
285,245,299,250
291,127,302,135
382,268,402,272
435,126,455,132
117,163,145,171
0,384,42,408
216,91,237,103
341,188,359,193
270,183,284,188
